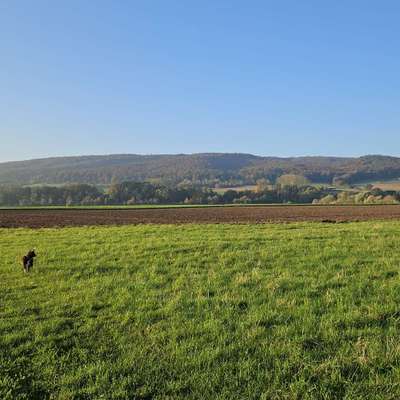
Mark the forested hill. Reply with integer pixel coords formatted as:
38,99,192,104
0,153,400,186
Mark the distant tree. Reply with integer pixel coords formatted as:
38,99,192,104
383,195,398,204
276,174,310,187
318,194,337,204
336,191,354,204
354,192,367,204
222,190,239,203
65,196,73,206
256,178,271,193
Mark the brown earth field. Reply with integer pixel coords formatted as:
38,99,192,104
1,205,400,228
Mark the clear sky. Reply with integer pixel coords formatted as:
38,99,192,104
1,1,400,162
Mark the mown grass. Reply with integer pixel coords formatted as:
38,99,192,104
1,222,400,399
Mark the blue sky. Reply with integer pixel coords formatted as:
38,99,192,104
1,1,400,162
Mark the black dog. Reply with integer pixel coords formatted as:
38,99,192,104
22,250,36,273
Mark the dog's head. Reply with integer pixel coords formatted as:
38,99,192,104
27,250,36,259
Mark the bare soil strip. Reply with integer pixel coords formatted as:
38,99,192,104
1,205,400,228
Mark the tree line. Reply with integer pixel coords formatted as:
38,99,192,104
0,182,332,206
0,182,398,207
313,188,400,205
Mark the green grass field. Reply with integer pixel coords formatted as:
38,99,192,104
1,222,400,399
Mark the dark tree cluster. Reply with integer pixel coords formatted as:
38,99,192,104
0,184,104,206
0,182,339,206
220,185,332,204
0,183,215,206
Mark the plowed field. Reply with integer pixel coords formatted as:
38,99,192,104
1,205,400,228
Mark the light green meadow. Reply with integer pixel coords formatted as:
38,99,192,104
1,222,400,399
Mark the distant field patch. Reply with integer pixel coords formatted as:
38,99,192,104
372,180,400,191
2,222,400,398
213,185,258,194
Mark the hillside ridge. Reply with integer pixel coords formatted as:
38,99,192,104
1,153,400,186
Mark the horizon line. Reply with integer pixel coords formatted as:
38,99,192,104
1,152,399,164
